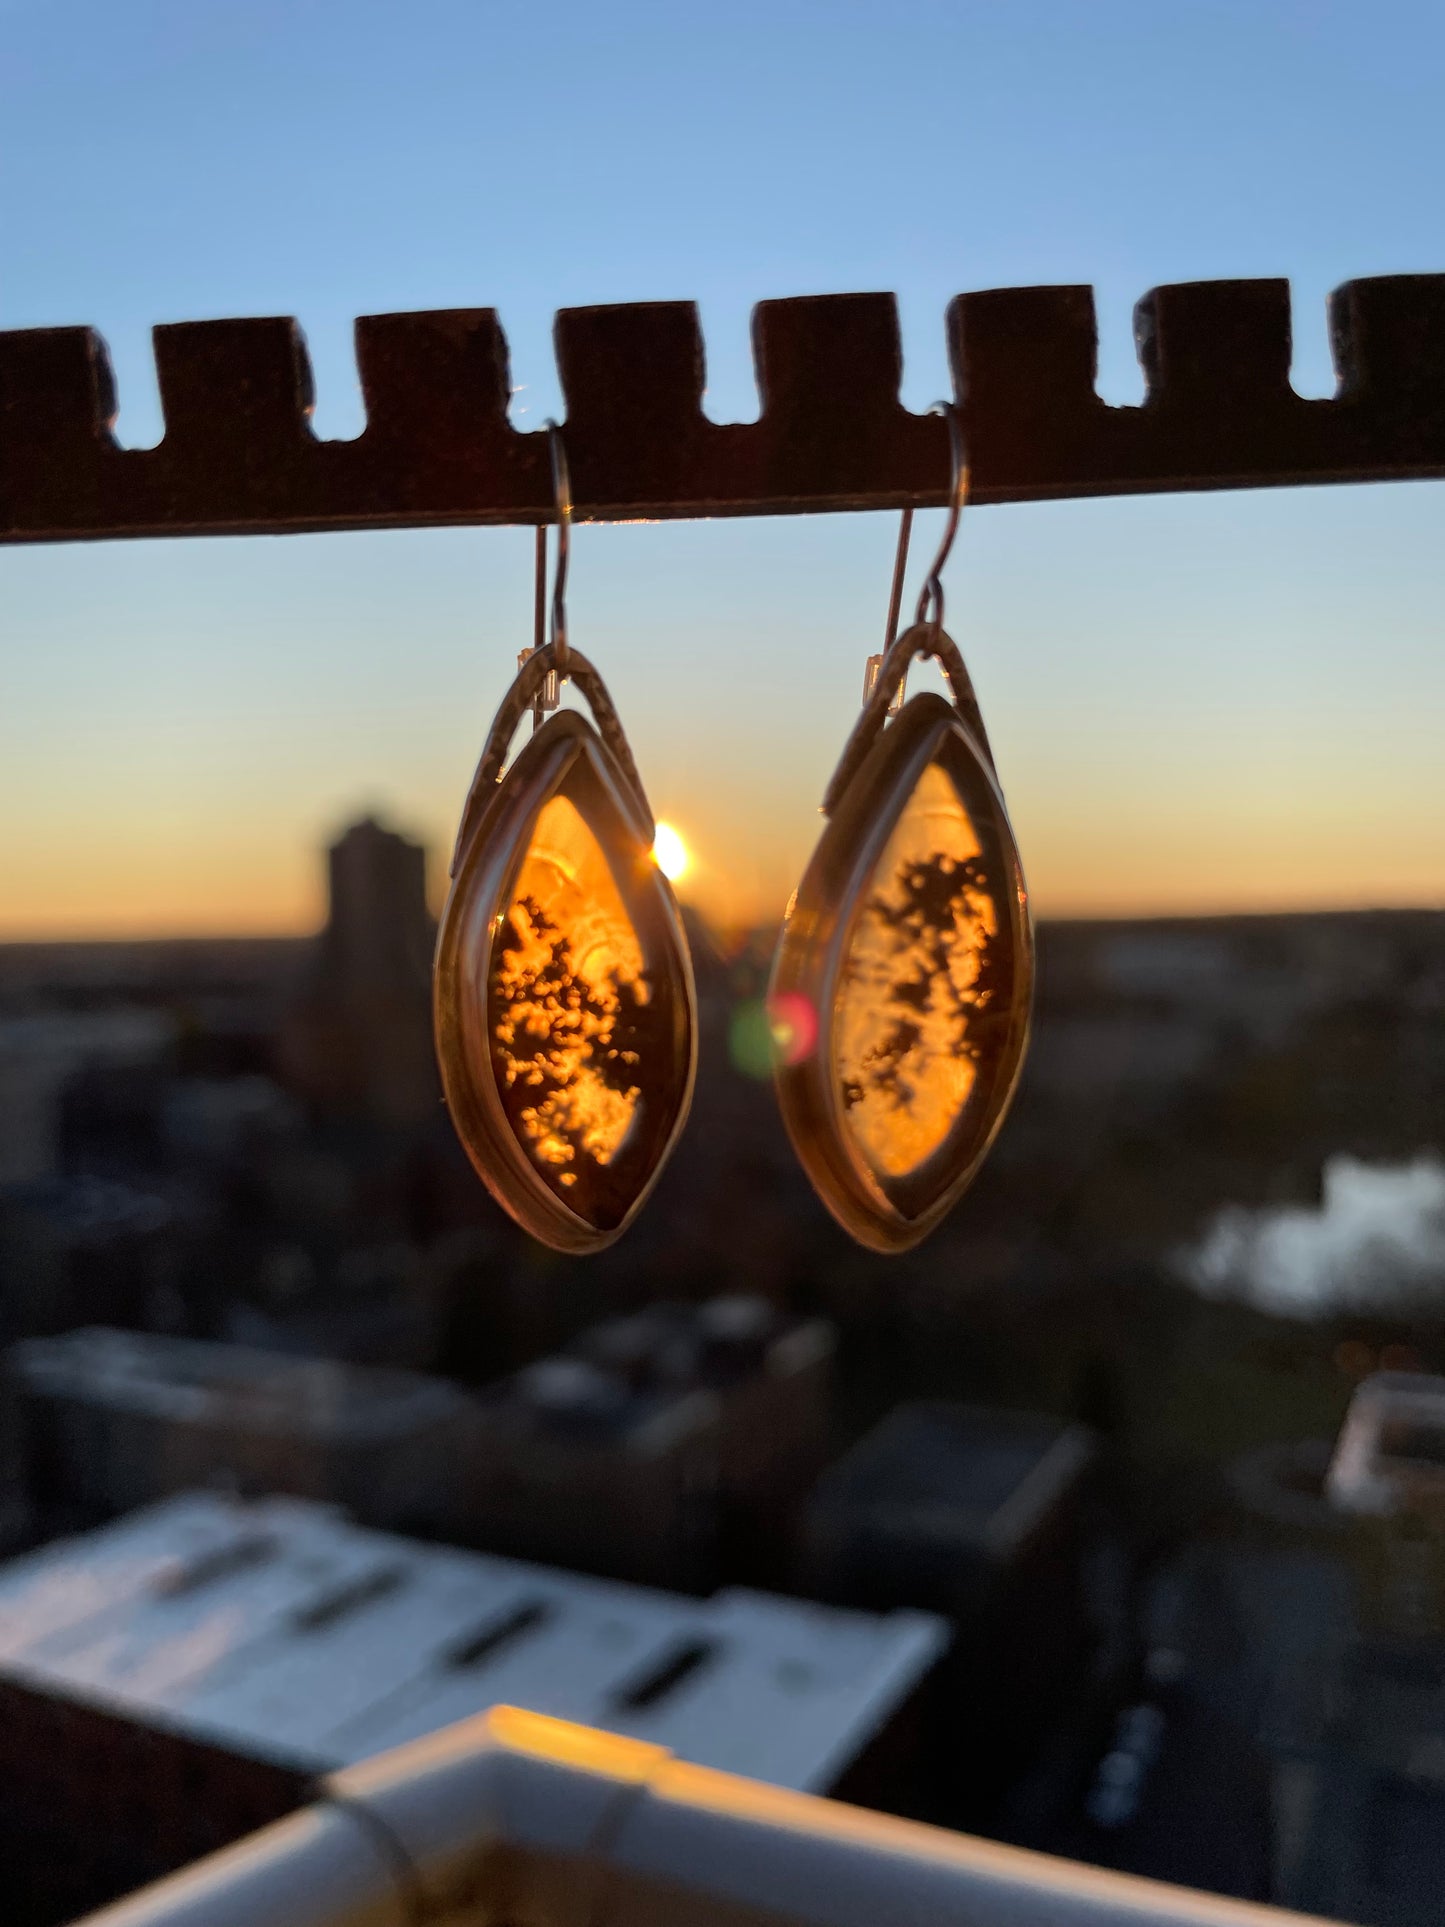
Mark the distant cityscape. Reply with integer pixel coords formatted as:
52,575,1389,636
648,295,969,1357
2,815,1444,1923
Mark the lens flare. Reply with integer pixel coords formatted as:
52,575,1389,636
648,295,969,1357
726,993,820,1081
728,1000,774,1079
767,991,818,1067
652,822,689,882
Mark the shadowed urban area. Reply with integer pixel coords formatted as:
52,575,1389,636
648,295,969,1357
3,813,1445,1922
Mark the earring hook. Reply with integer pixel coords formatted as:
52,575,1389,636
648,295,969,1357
533,526,547,657
524,523,554,731
884,509,914,651
545,419,572,678
914,399,968,632
860,405,965,714
862,509,914,713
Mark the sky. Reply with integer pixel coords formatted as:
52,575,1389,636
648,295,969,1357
3,0,1444,938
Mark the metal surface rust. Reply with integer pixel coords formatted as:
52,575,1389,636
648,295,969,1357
3,276,1444,543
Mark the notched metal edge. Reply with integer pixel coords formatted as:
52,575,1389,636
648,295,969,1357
4,275,1445,542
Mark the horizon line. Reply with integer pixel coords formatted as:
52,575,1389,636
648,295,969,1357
3,898,1445,951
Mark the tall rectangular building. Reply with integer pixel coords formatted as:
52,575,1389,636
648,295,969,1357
279,815,437,1127
804,1402,1097,1801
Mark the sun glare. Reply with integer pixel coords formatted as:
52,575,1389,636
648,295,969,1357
652,822,690,883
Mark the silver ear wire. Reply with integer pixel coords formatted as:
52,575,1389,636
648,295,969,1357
861,398,966,717
519,524,557,729
914,400,969,632
546,419,572,676
883,507,914,652
518,422,574,727
863,508,914,714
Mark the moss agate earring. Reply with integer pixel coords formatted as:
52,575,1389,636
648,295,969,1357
434,427,696,1254
769,405,1034,1253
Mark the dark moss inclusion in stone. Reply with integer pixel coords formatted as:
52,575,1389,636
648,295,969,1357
835,760,1008,1185
487,794,674,1228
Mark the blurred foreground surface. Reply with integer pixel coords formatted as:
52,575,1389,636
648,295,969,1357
72,1702,1337,1927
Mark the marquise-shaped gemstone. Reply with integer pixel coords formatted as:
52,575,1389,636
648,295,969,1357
436,712,696,1252
487,791,670,1224
835,759,1000,1185
771,691,1032,1252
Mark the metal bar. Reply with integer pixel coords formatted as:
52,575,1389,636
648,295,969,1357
3,275,1444,545
76,1705,1334,1927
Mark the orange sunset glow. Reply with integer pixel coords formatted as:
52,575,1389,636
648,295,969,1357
5,481,1445,945
6,782,1445,945
488,793,664,1220
836,764,997,1180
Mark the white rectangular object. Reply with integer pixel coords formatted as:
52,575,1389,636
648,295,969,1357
0,1493,947,1793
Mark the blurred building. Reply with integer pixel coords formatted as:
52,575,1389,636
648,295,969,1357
158,1075,299,1168
569,1295,835,1581
1288,1638,1445,1927
220,1237,444,1372
460,1353,723,1591
0,1371,24,1554
9,1327,472,1537
422,1225,572,1385
1328,1370,1445,1525
803,1402,1098,1800
1127,1378,1445,1921
0,1177,178,1342
0,1491,946,1919
1322,1371,1445,1645
280,816,438,1128
454,1296,834,1592
0,1009,175,1185
1137,1521,1445,1922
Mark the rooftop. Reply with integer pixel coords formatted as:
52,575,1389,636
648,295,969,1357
1327,1369,1445,1518
0,1492,947,1794
811,1401,1095,1549
10,1327,470,1440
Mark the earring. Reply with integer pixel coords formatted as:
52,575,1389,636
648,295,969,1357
769,403,1034,1253
434,424,697,1254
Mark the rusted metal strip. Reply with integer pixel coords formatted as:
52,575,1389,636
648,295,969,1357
3,276,1444,543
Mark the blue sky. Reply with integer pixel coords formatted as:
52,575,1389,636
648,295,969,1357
3,0,1444,933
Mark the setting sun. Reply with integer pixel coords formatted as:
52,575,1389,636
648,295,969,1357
652,822,690,883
